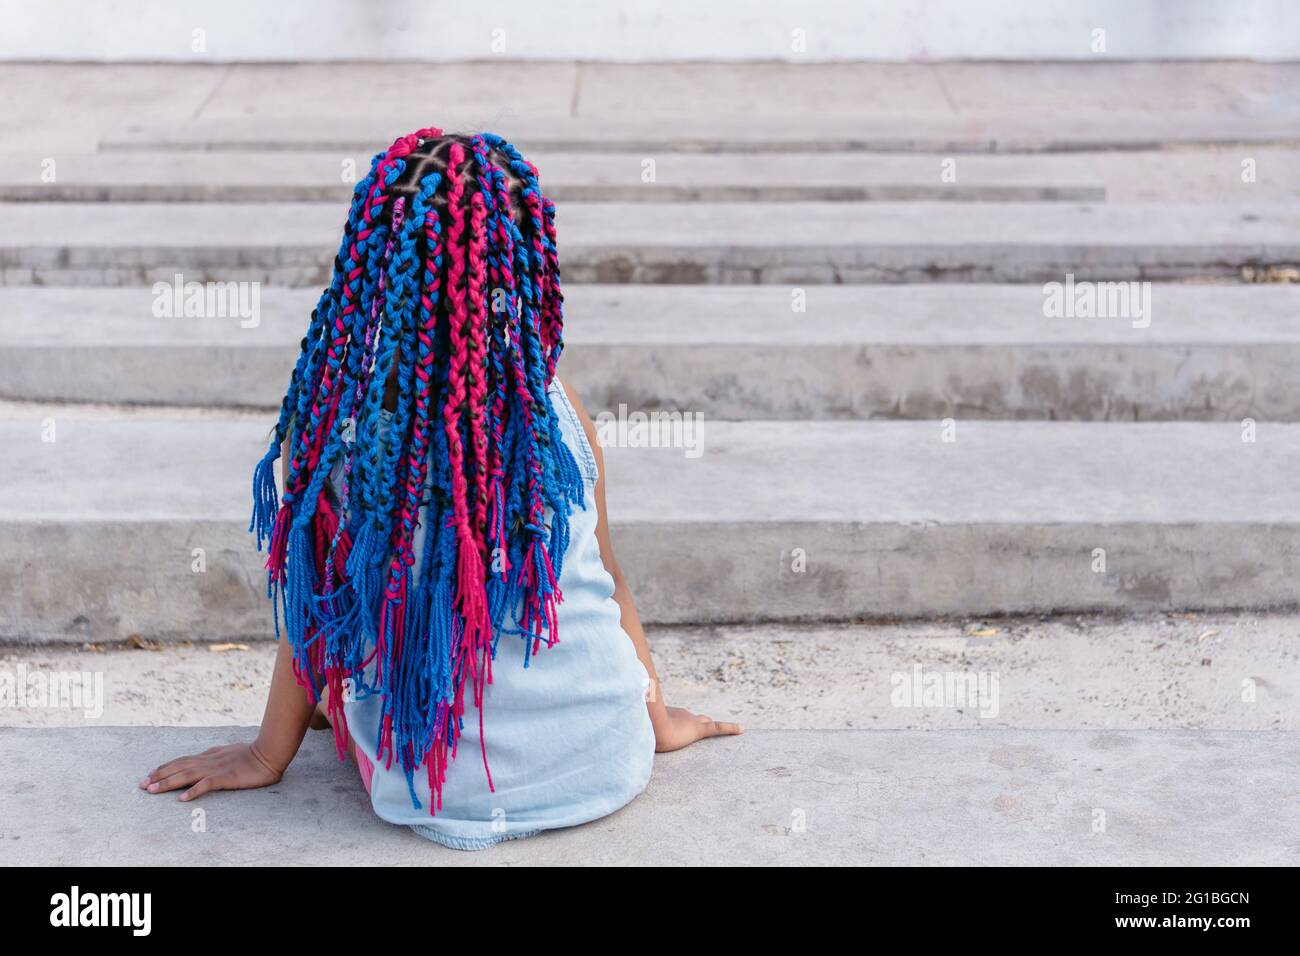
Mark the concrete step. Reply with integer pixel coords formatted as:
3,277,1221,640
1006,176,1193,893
3,201,1298,286
3,726,1295,865
7,61,1289,156
0,150,1106,203
1,417,1295,642
10,148,1300,203
4,285,1300,421
98,111,1300,155
6,612,1295,730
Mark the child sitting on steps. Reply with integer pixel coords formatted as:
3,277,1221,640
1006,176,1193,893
140,128,740,850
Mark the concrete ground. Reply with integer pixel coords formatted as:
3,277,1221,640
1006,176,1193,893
2,612,1295,731
2,725,1294,866
4,612,1296,865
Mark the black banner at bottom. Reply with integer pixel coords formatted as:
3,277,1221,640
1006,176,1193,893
0,865,1289,943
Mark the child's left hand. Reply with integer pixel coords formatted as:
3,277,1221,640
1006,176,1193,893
653,705,743,753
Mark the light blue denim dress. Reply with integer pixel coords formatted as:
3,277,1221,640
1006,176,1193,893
337,379,656,850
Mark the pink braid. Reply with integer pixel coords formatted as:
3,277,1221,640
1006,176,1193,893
466,189,492,551
485,173,516,564
441,145,492,756
442,145,478,562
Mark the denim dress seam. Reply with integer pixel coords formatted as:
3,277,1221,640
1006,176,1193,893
550,379,599,483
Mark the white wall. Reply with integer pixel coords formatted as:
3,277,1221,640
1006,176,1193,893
3,0,1298,61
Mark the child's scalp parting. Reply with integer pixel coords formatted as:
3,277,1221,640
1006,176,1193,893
247,128,580,811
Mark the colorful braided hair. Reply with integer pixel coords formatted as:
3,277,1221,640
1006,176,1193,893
248,129,582,812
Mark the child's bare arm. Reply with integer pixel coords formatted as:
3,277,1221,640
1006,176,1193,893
560,381,742,752
141,439,316,801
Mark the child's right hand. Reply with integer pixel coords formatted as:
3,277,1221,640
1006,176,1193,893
139,742,285,802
